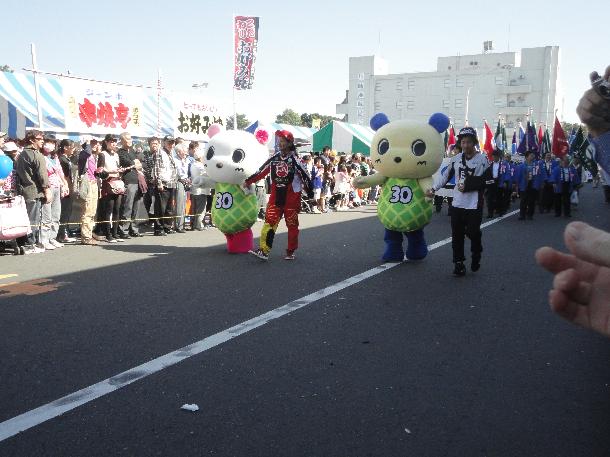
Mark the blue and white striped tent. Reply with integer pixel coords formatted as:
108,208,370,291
0,71,65,136
142,92,173,137
0,97,32,138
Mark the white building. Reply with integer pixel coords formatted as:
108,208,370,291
336,45,563,132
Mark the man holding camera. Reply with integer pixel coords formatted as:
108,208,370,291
536,66,610,338
428,127,490,276
577,67,610,177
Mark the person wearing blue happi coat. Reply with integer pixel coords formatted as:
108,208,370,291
551,155,580,218
539,152,559,213
514,151,545,220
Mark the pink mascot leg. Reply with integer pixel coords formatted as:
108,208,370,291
225,228,254,253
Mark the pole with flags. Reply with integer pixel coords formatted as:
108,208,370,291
511,130,517,155
551,114,569,158
31,43,44,130
446,123,456,155
483,119,495,160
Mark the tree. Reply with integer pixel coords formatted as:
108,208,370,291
275,109,301,126
226,113,250,130
561,121,587,138
300,113,312,127
0,65,14,73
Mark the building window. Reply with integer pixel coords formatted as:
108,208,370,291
456,78,464,88
443,79,451,88
454,99,463,108
442,100,450,109
357,100,364,108
375,82,381,92
495,76,503,85
406,100,415,110
374,102,381,111
357,72,365,81
396,81,403,91
357,82,364,89
396,101,403,109
494,97,505,107
407,79,415,90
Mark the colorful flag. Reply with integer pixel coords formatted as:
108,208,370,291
537,124,544,147
517,121,539,156
483,120,495,160
543,128,552,157
574,136,598,177
570,126,585,154
518,123,525,146
446,125,456,153
568,127,577,146
494,118,504,151
551,116,569,158
234,16,260,90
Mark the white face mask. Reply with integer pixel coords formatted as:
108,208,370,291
43,143,55,153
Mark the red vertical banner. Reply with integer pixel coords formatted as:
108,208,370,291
233,16,259,90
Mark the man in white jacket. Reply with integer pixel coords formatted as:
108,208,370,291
427,127,490,276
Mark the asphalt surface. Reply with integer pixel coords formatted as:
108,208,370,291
1,185,609,457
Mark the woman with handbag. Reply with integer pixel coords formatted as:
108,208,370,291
40,135,69,250
98,134,125,243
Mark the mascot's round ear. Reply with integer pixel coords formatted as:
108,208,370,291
428,113,450,133
255,129,269,145
207,123,225,138
370,113,390,131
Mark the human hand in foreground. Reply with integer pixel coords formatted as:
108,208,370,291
576,66,610,138
535,221,610,337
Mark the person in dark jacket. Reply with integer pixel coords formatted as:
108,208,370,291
117,132,142,238
15,129,51,253
484,150,503,218
57,139,77,242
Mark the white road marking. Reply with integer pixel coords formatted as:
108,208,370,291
0,210,519,442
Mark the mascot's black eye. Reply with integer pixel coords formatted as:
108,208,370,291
206,146,215,161
411,140,426,156
378,139,389,155
232,149,245,163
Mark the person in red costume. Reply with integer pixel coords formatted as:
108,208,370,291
245,130,312,260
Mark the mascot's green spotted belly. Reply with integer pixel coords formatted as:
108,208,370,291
211,183,258,234
378,178,432,232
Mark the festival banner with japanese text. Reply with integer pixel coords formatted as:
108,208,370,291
63,79,145,135
233,16,259,90
172,93,227,141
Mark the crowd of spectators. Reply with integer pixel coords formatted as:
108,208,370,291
0,128,604,256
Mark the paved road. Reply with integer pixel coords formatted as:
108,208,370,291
1,185,609,456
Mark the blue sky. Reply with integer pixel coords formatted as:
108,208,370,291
2,0,606,125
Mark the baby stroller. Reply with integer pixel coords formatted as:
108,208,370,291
0,194,31,255
300,191,316,213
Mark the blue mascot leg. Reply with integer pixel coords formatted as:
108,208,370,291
383,229,404,262
405,229,428,260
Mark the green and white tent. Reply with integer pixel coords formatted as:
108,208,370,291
312,121,375,155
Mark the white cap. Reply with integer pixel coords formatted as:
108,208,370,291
3,141,18,152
